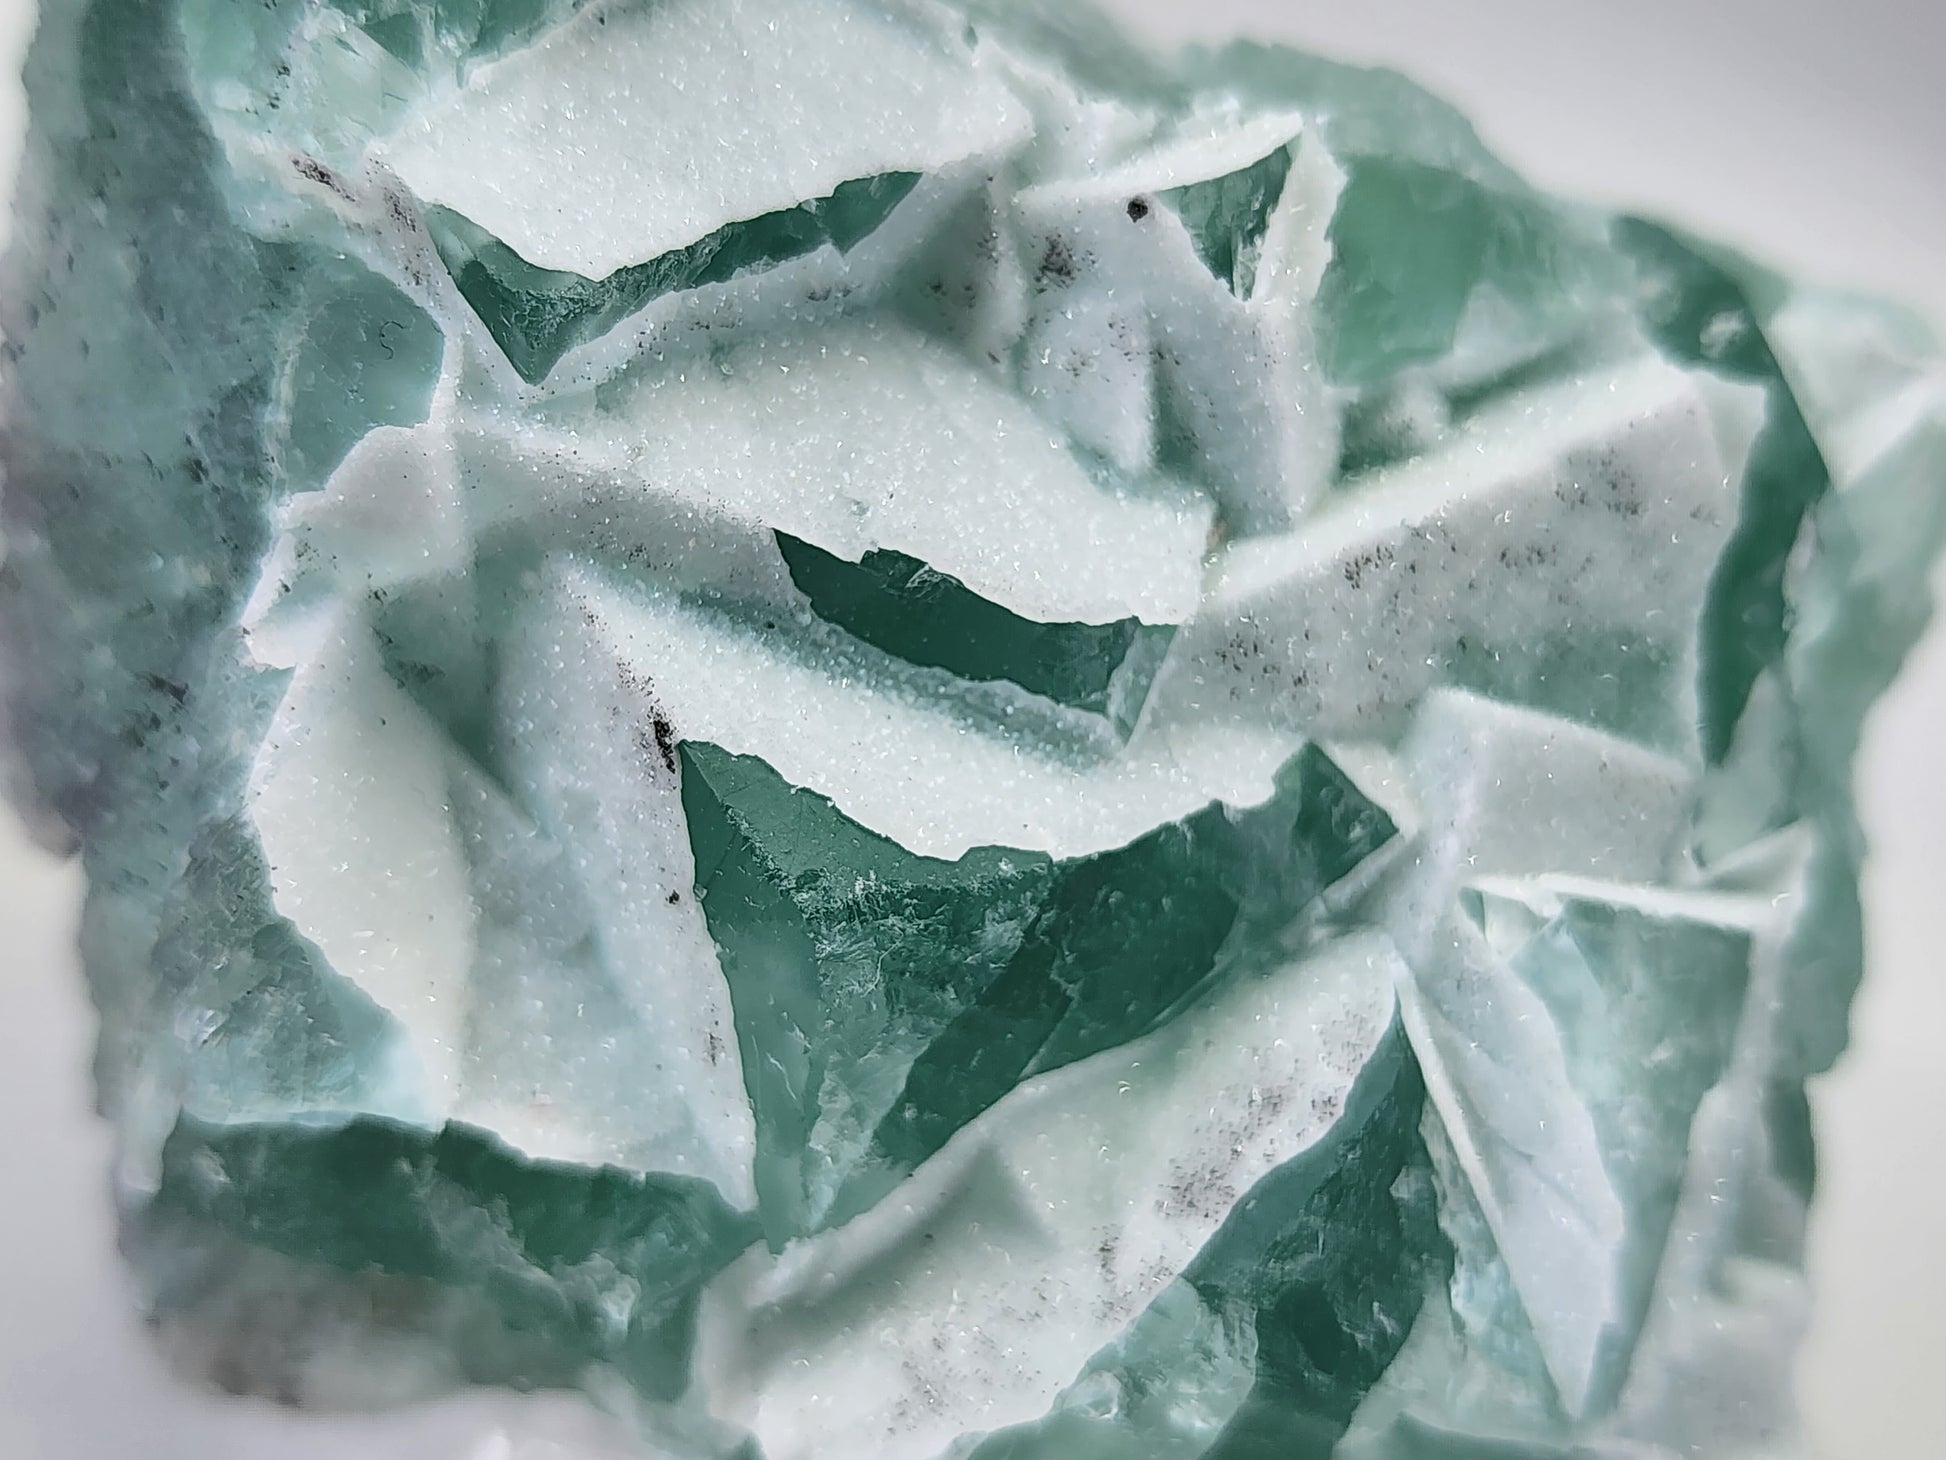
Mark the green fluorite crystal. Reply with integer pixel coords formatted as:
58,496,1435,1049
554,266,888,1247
681,737,1393,1244
3,0,1942,1457
772,530,1177,733
428,172,922,383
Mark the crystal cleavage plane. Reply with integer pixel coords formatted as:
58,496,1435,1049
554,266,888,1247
2,1,1943,1457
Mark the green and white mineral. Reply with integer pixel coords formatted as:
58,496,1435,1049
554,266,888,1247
4,0,1942,1456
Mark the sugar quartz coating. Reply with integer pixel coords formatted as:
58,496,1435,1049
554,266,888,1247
3,1,1944,1457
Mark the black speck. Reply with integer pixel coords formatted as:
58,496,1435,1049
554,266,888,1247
291,155,351,200
140,672,189,705
650,713,678,773
1126,197,1150,221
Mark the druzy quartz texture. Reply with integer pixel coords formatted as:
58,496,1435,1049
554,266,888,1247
3,1,1944,1457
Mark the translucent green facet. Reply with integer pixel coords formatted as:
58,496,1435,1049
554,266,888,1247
775,530,1175,731
7,0,1945,1451
151,814,403,1123
679,736,1055,1242
682,739,1394,1241
1182,1032,1445,1460
1161,144,1292,298
272,248,446,491
1315,158,1607,386
1616,218,1835,768
1506,894,1752,1406
147,1115,759,1397
326,0,575,69
965,1030,1444,1460
429,172,920,382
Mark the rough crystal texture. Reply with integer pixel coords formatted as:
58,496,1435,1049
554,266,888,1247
2,1,1942,1457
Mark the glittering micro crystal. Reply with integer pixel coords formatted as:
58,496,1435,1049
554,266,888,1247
3,2,1943,1458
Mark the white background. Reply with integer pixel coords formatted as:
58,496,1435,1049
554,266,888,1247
1,1,1941,1456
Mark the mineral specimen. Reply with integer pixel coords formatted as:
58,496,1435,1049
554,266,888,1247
2,1,1942,1457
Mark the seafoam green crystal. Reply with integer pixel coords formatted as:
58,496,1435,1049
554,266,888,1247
681,736,1392,1243
1161,141,1293,297
3,0,1943,1457
773,530,1177,733
428,172,922,383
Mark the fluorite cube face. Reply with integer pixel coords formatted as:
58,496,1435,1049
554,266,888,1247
3,1,1942,1458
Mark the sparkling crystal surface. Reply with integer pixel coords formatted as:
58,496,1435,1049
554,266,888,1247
3,2,1943,1458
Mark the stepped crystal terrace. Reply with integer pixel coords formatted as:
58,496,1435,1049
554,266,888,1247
3,2,1943,1457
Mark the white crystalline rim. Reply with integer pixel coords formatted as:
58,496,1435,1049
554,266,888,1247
1014,107,1306,208
1211,351,1733,608
1394,944,1624,1418
1146,348,1754,747
240,572,763,1198
1398,686,1697,884
1009,108,1332,533
244,601,475,1128
377,0,1033,279
478,315,1215,628
1465,872,1779,935
1379,687,1715,1417
489,165,999,397
560,561,1304,862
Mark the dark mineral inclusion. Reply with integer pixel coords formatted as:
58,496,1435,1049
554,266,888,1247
2,0,1942,1457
